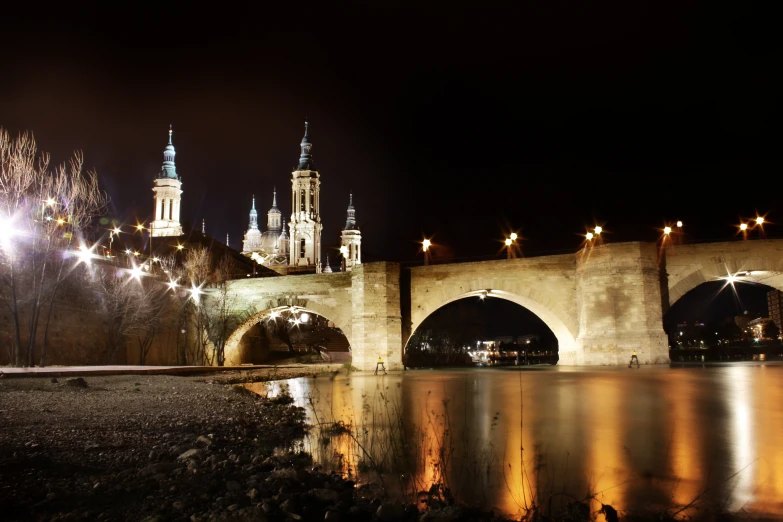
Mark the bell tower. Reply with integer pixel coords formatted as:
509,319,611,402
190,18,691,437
288,121,323,272
150,126,183,237
340,193,361,271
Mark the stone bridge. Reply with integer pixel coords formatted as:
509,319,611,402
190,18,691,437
221,239,783,370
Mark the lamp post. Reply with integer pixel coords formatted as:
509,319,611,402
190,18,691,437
422,239,431,266
136,223,152,260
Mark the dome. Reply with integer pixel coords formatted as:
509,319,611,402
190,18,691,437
259,230,281,252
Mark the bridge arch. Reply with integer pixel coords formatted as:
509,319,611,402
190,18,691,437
408,288,577,359
664,240,783,309
224,305,353,366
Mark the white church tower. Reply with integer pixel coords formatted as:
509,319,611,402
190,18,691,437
150,126,183,237
288,122,323,272
340,193,361,271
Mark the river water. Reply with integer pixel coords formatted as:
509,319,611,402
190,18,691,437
248,364,783,518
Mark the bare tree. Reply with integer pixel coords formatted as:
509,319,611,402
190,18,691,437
97,267,151,364
0,128,107,366
204,255,249,366
182,246,213,365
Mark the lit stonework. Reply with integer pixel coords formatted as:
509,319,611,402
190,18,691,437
150,126,183,238
340,193,361,271
289,122,323,272
242,189,289,269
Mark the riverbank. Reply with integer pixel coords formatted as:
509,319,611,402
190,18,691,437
0,370,508,522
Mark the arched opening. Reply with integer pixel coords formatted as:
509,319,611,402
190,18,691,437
404,293,561,368
665,276,783,363
225,306,352,366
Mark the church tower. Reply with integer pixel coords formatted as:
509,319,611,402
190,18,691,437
340,193,361,271
241,195,262,254
288,122,323,272
151,126,183,237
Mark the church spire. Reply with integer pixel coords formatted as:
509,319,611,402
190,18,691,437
297,120,315,170
267,187,281,231
248,195,258,230
343,192,357,230
159,125,178,179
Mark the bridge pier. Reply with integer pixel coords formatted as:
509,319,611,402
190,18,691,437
575,242,669,365
350,262,404,371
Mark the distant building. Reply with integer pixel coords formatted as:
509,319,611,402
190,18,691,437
748,317,773,340
767,290,783,331
150,127,183,238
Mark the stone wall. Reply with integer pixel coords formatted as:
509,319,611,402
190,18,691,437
0,286,122,366
350,263,403,371
575,242,669,365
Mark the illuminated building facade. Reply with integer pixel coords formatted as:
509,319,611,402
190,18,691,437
242,190,289,269
288,122,323,272
767,290,783,332
150,127,183,237
340,193,361,271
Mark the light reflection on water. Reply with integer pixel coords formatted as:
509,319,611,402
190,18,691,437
247,365,783,518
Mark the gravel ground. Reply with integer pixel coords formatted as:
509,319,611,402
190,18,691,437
0,371,507,522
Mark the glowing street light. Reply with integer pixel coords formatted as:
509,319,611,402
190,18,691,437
594,226,602,235
422,238,431,265
504,238,512,247
676,221,683,228
585,232,594,241
300,312,310,323
339,245,348,271
167,279,179,291
740,223,748,231
663,226,672,235
129,265,144,280
509,233,518,241
756,216,765,225
45,198,56,206
176,244,184,251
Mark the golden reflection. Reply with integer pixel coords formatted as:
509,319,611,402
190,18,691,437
663,374,703,509
244,366,783,519
584,376,627,509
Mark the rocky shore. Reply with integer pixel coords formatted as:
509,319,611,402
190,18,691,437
0,371,509,522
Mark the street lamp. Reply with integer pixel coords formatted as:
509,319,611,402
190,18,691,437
663,226,672,236
585,232,594,241
504,237,513,259
422,239,431,266
594,226,602,235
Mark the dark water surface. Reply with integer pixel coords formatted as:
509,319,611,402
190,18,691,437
249,364,783,518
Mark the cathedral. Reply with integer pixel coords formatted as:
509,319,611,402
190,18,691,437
146,123,360,275
240,122,362,275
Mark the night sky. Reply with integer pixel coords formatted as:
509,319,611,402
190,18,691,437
1,3,780,335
